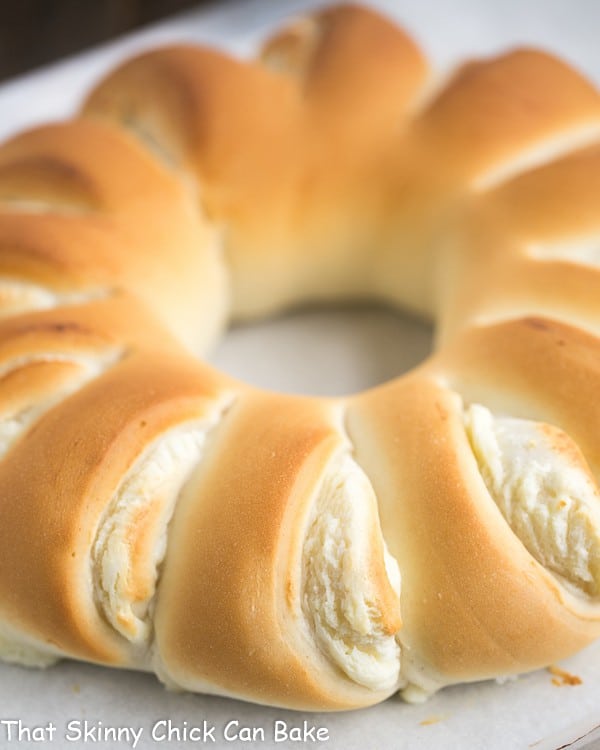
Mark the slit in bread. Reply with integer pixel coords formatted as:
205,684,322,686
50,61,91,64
529,237,600,269
472,123,600,192
0,350,120,460
0,280,112,319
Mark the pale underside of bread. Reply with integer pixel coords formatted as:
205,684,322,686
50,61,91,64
0,0,597,711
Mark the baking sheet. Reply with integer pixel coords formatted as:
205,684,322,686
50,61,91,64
0,1,599,747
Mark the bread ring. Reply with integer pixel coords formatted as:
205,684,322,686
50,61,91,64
0,3,598,710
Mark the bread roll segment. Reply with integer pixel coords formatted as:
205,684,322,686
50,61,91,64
349,356,600,701
154,391,402,710
0,311,233,668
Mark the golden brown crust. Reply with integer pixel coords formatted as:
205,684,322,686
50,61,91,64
414,49,600,183
261,4,427,124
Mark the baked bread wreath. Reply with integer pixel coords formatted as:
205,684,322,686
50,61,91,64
0,2,598,710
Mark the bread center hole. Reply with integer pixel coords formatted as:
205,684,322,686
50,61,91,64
208,305,433,396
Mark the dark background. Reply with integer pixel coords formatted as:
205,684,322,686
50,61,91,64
0,0,204,82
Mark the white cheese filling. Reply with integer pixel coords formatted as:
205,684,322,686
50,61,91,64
92,406,227,647
302,452,401,691
465,403,600,596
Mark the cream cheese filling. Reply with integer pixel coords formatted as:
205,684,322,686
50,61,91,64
302,452,401,691
92,404,228,647
465,402,600,596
